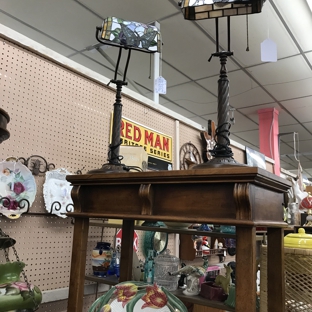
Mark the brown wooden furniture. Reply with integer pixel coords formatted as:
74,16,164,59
66,167,291,312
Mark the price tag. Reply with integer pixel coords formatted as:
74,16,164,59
154,76,167,94
261,38,277,62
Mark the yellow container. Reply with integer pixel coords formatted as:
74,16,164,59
284,228,312,249
260,229,312,312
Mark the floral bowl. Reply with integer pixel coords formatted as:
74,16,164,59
88,281,187,312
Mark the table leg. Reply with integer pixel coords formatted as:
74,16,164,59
119,219,135,281
235,226,256,312
67,217,89,312
267,227,285,312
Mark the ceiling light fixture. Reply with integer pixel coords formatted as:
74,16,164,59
178,0,266,168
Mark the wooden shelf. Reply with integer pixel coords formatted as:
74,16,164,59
89,222,237,238
172,289,235,311
67,167,291,312
85,274,119,286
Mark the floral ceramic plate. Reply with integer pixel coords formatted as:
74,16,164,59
43,168,74,218
88,281,187,312
0,160,36,219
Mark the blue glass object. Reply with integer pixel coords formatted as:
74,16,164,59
220,225,236,234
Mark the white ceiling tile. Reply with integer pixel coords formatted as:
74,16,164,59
165,82,217,115
274,0,312,51
231,129,260,148
239,104,298,126
306,52,312,64
197,70,275,109
281,97,312,123
156,101,196,119
0,0,102,50
0,12,76,56
249,55,312,87
279,142,296,156
267,78,312,102
304,121,312,132
78,0,179,24
279,124,312,142
69,53,115,79
198,2,299,67
160,14,239,80
230,111,258,133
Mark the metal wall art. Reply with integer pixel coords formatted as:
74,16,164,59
43,168,74,218
0,160,36,219
18,155,55,176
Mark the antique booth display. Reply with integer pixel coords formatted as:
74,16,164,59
67,167,291,312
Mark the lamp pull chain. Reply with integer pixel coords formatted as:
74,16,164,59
246,15,250,52
148,54,151,79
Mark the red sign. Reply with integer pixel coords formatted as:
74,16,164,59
115,229,138,252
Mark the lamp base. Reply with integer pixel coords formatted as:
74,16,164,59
88,163,127,174
192,157,245,169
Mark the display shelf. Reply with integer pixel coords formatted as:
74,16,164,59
85,275,119,286
67,167,291,312
89,222,237,238
85,274,235,311
172,289,235,311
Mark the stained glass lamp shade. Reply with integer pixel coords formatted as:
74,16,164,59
179,0,266,20
96,17,161,53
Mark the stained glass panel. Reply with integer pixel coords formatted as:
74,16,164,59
99,17,161,53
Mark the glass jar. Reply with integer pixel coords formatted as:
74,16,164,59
154,249,180,291
91,242,112,277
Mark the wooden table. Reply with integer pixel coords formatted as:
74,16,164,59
66,166,291,312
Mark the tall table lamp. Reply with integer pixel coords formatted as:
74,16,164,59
178,0,266,168
89,17,161,173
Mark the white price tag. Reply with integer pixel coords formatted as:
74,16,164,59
154,76,167,94
261,38,277,62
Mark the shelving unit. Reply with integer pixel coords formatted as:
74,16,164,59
66,167,291,312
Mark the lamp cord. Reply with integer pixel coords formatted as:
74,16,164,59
209,122,234,158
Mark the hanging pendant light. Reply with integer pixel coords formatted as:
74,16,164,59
179,0,266,20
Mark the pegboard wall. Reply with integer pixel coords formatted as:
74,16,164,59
0,36,204,312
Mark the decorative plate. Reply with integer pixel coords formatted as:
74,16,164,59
43,168,74,218
88,281,187,312
0,160,36,219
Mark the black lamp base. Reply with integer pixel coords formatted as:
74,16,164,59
88,163,127,174
192,157,246,169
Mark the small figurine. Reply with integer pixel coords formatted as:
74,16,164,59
202,236,210,255
214,264,233,295
169,256,208,296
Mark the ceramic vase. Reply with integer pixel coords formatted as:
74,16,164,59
91,242,112,277
0,261,42,312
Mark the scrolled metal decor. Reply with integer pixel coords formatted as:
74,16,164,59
50,201,74,216
18,155,55,176
0,196,30,218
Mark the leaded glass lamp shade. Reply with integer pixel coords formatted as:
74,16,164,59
179,0,266,20
96,17,161,53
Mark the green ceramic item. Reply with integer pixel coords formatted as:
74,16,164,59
0,262,42,312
